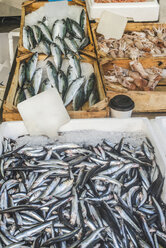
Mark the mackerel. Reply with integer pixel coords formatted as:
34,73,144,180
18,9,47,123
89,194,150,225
37,21,52,42
32,68,43,94
32,25,42,44
64,77,85,106
50,43,62,71
18,62,26,88
52,19,67,40
58,70,68,98
26,52,38,82
46,60,58,88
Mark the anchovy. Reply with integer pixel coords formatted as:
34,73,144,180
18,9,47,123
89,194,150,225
0,136,165,247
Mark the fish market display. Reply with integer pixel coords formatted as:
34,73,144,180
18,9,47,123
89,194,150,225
97,26,166,59
0,135,166,247
15,52,99,110
104,60,163,91
23,9,89,56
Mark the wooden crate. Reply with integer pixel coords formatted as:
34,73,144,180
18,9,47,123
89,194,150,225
72,0,86,7
91,22,166,59
3,53,108,121
99,57,166,112
18,1,96,58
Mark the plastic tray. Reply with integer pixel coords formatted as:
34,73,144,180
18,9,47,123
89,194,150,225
85,0,159,21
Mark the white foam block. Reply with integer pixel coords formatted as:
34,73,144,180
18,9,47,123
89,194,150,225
97,11,127,40
17,88,70,138
1,0,24,9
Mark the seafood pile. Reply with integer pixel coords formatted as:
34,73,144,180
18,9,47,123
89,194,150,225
23,10,89,56
15,52,99,110
97,26,166,59
104,60,163,91
0,135,166,247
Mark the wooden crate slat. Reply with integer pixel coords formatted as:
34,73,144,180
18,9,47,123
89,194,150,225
91,22,166,59
106,91,166,112
99,57,166,113
3,53,108,121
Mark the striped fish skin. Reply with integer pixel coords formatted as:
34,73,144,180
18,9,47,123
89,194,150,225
19,12,100,110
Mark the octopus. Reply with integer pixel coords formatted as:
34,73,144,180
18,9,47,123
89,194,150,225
104,60,163,91
97,26,166,59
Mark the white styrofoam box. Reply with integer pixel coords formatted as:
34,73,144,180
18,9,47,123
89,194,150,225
0,3,21,16
151,117,166,157
0,118,166,201
0,33,11,86
0,33,10,64
86,0,159,21
0,0,24,9
8,28,20,66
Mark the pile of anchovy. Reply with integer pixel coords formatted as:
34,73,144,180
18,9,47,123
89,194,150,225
0,136,166,247
23,10,89,56
15,52,99,110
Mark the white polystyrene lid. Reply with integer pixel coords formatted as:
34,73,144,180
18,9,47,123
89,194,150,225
17,88,70,138
96,10,127,39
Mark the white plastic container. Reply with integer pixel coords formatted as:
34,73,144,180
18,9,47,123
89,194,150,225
85,0,159,21
151,117,166,158
110,109,133,118
0,118,166,203
109,95,135,118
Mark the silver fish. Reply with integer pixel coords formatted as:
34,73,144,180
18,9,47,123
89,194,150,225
18,62,26,88
40,78,53,92
58,70,68,99
46,60,58,88
37,21,52,42
67,53,81,78
64,76,85,106
32,25,42,44
50,43,62,71
38,39,51,55
23,26,30,50
32,68,43,94
26,52,38,82
52,19,67,40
